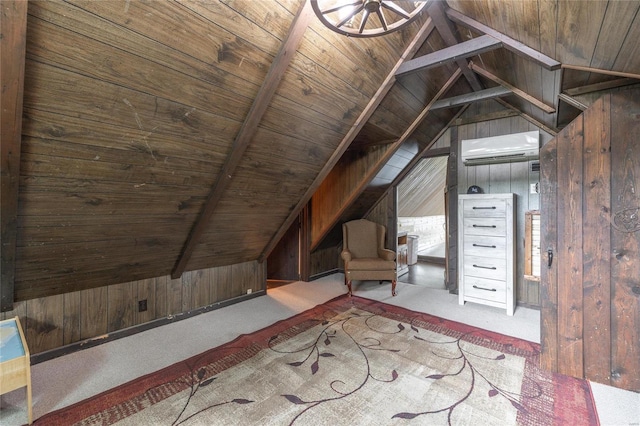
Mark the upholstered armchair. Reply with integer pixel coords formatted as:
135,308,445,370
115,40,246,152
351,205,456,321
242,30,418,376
341,219,397,297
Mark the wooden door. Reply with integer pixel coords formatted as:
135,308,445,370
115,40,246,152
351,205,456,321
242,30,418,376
540,90,640,392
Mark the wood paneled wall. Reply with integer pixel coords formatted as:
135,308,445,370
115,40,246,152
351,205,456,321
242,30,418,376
541,91,640,392
366,190,396,249
0,261,264,355
454,100,553,308
309,188,396,277
310,145,390,248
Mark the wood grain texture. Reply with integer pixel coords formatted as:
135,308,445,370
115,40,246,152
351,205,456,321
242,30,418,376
609,91,640,391
0,0,28,311
0,262,264,355
556,115,584,378
581,94,612,384
171,0,313,278
541,89,640,391
540,126,559,372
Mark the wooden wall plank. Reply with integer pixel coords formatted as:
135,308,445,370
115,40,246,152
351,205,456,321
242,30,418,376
80,286,108,339
556,115,584,378
63,291,81,345
190,269,211,310
6,261,266,355
167,276,184,317
25,295,64,353
136,278,156,325
213,265,233,302
0,0,28,311
540,127,559,372
446,126,459,292
107,282,136,332
609,91,640,391
581,93,612,384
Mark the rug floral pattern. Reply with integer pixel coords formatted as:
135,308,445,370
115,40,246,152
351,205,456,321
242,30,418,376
37,296,597,425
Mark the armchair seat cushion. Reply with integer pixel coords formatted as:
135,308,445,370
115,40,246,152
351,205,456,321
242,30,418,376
346,258,395,271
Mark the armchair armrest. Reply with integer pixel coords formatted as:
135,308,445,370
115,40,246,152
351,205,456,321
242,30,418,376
341,250,352,262
379,248,396,261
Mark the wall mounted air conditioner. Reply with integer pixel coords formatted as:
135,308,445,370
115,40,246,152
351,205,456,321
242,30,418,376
461,130,539,166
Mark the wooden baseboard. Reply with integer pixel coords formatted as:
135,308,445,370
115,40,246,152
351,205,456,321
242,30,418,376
309,269,341,281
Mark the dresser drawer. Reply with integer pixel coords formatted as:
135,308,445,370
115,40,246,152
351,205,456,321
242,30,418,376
462,198,507,217
463,218,506,237
464,276,506,303
463,255,506,281
463,236,506,258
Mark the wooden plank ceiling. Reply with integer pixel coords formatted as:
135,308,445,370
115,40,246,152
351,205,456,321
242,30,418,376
3,0,640,304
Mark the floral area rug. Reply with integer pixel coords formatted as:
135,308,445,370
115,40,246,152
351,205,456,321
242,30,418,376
36,296,598,425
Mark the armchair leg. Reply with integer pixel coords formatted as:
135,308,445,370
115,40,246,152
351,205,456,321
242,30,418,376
347,280,353,297
391,280,397,297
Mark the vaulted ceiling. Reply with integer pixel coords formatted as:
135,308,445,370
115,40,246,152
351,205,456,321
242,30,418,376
2,0,639,306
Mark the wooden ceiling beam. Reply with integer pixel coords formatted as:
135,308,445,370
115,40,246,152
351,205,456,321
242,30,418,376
565,77,639,97
469,61,556,113
261,17,437,260
431,86,512,110
1,0,28,312
561,64,640,80
386,107,468,192
396,34,501,77
427,0,483,91
171,0,314,279
446,7,561,71
454,109,519,126
496,99,559,137
310,68,463,251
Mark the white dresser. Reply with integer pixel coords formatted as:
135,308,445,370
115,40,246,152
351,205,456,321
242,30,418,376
458,193,516,315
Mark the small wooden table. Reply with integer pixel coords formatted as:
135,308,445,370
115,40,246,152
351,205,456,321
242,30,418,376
0,317,32,424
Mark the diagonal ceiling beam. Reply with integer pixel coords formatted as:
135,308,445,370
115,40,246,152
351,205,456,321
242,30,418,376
386,105,469,192
469,61,556,113
446,7,561,71
496,99,559,136
427,0,483,91
309,68,463,251
260,17,437,261
454,109,519,126
431,86,512,110
1,0,28,312
561,64,640,80
171,0,314,279
396,34,501,77
565,77,639,97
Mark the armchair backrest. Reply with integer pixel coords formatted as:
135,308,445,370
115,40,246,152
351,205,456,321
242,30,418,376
342,219,386,259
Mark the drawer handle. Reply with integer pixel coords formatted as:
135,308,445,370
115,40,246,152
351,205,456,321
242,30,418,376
473,285,497,292
472,224,497,228
472,206,496,210
473,243,496,248
473,264,497,270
